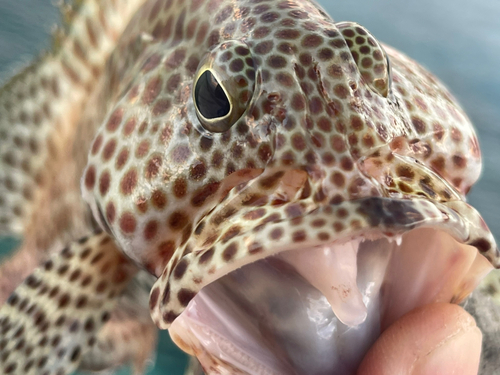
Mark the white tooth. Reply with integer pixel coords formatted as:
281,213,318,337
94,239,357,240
280,240,367,327
394,235,403,246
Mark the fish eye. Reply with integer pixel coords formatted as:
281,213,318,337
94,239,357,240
193,41,256,133
194,70,232,132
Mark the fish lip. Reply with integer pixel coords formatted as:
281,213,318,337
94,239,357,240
150,195,498,332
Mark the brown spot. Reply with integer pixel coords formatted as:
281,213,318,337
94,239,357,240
145,155,163,180
270,227,284,240
166,73,182,92
431,156,446,173
150,287,160,310
152,99,171,116
292,230,306,242
255,40,274,55
84,166,96,189
291,133,306,151
470,238,491,253
177,289,196,307
302,34,323,48
248,241,263,254
142,76,163,105
191,182,220,207
396,165,415,179
172,145,191,164
169,211,189,231
275,28,300,39
199,136,213,151
340,157,354,171
260,171,285,189
106,108,123,132
116,148,129,170
452,154,467,169
158,241,176,260
411,117,427,134
173,178,187,198
187,57,201,76
58,293,71,308
331,135,346,152
136,140,150,158
173,259,188,280
330,172,345,187
151,190,167,209
91,134,103,155
433,122,444,141
119,212,137,233
222,243,238,261
141,53,161,72
144,220,158,241
70,346,81,362
253,26,271,39
258,143,272,162
275,72,294,87
198,248,214,265
120,169,138,195
334,84,349,99
267,55,287,68
221,226,241,244
362,134,375,148
99,171,111,196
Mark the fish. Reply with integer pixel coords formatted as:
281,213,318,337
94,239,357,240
0,0,498,374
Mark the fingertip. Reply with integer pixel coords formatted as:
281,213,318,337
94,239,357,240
357,303,481,375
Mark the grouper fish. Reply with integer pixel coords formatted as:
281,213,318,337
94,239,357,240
0,0,499,374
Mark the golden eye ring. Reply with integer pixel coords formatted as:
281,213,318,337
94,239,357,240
193,41,256,133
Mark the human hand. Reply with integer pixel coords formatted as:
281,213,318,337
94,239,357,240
358,303,481,375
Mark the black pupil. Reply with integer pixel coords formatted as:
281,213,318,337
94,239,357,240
195,70,230,119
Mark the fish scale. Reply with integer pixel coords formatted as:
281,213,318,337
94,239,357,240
0,0,498,374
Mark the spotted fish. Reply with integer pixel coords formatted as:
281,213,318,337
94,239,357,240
0,0,499,374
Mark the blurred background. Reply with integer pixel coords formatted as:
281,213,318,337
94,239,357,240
0,0,499,374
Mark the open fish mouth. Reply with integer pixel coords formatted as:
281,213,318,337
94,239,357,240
152,195,497,374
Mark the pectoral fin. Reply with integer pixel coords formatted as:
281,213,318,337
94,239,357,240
0,232,137,375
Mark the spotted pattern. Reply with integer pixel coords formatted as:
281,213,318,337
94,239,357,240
336,22,391,97
0,232,137,375
73,0,499,331
78,276,158,374
0,0,498,373
193,40,256,133
0,0,145,236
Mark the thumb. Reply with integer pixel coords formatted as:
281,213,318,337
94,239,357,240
357,302,482,375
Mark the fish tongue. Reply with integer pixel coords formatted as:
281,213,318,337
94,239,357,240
279,240,367,327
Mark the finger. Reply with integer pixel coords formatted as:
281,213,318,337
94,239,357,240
357,302,482,375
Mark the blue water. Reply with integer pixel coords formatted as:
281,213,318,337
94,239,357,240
0,0,499,374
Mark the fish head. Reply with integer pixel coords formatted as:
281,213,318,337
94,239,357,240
80,0,498,373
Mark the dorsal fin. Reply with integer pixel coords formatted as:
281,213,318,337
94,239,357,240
336,21,391,97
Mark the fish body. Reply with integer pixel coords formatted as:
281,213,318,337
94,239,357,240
0,0,498,374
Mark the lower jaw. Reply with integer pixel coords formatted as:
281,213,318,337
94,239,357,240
169,227,492,375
